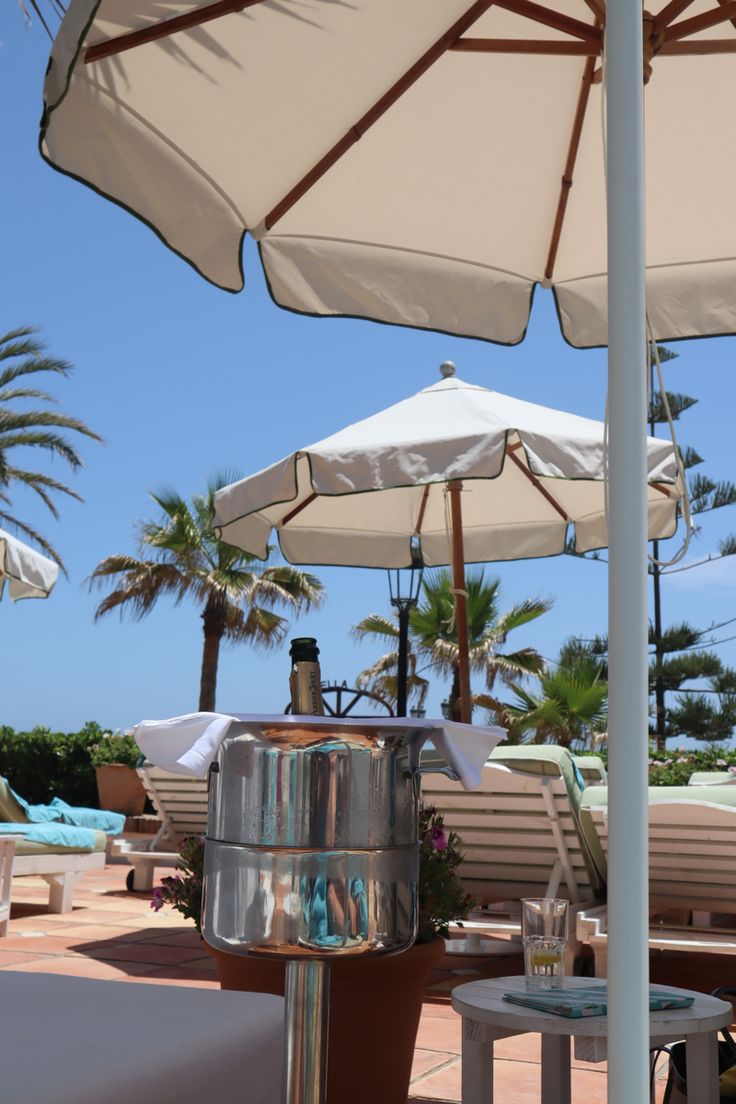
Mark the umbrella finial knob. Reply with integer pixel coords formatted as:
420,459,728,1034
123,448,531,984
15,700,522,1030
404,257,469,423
439,361,456,378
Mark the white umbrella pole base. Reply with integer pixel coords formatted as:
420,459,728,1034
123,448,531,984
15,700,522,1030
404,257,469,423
283,960,330,1104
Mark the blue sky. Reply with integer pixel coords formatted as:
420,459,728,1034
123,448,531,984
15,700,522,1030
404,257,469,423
2,11,736,734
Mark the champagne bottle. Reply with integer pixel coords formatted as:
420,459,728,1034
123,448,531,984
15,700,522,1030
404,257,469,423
289,637,325,716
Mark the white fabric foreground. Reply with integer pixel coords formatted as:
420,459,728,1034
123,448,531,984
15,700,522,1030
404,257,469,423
134,712,505,790
1,972,284,1104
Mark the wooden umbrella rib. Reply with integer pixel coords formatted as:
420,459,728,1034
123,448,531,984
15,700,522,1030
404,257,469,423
280,491,318,527
265,0,497,230
660,38,736,52
664,1,736,43
581,0,605,21
653,0,698,36
716,0,736,36
544,54,597,282
84,0,266,64
414,485,431,536
491,0,601,45
451,38,598,54
506,447,570,522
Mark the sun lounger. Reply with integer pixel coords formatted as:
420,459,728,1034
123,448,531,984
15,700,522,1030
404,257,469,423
577,783,736,975
574,755,608,785
114,763,209,890
0,835,19,936
688,770,736,786
0,774,125,835
0,776,120,912
420,745,606,969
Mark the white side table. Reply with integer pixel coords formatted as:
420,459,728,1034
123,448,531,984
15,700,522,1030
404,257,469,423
451,975,733,1104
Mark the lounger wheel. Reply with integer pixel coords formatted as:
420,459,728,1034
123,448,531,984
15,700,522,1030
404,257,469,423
126,868,137,892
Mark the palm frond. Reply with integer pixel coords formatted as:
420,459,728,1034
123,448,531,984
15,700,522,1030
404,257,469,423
352,613,400,644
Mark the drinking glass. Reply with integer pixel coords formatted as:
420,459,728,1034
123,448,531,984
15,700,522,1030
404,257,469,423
521,898,568,990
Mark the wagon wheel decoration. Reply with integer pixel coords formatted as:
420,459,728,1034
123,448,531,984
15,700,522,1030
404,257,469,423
284,681,394,718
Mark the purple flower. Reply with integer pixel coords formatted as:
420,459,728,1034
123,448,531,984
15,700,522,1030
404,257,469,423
676,757,688,764
429,827,447,851
151,886,166,912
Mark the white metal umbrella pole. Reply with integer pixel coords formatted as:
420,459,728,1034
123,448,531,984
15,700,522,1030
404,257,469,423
448,480,472,725
605,3,650,1103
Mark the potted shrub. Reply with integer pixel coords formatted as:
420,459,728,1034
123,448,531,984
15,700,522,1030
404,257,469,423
90,731,146,815
152,805,474,1104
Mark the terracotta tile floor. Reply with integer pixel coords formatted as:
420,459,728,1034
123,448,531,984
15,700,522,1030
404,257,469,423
2,864,724,1102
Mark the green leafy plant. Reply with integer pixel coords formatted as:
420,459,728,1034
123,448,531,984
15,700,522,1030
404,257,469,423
0,721,107,806
151,836,204,929
596,745,736,786
88,731,141,768
416,805,475,943
152,806,475,943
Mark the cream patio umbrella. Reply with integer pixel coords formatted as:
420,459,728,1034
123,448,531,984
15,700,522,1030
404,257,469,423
0,527,59,602
213,362,683,724
40,1,736,349
37,3,733,1099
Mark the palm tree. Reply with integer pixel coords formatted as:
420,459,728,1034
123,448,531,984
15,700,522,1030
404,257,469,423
494,661,608,749
355,569,552,721
0,326,102,569
89,477,324,711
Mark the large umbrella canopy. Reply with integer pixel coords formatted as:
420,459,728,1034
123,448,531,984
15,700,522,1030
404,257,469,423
214,367,682,567
0,528,58,602
41,0,736,347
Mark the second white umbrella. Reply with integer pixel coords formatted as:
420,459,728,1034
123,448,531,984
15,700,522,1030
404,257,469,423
214,363,683,721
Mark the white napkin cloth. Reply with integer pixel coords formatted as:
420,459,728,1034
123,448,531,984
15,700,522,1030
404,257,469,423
134,712,505,791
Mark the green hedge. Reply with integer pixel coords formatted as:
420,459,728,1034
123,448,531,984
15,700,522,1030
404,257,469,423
0,721,111,807
596,745,736,786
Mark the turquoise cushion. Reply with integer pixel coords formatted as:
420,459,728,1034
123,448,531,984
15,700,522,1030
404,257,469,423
0,821,102,850
48,798,125,835
0,778,124,835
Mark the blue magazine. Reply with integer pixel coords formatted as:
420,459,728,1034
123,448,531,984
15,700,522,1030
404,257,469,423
502,986,695,1019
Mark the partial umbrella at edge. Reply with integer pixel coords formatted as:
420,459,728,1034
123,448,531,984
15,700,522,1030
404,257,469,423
0,528,59,602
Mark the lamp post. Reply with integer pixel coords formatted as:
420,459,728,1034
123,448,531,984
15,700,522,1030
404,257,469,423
387,565,424,717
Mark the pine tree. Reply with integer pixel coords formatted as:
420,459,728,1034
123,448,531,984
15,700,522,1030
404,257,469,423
648,346,736,748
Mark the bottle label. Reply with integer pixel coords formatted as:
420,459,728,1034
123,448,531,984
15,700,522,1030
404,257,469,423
289,661,325,716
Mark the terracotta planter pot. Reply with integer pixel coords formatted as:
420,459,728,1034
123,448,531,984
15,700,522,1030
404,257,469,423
210,938,445,1104
94,764,146,816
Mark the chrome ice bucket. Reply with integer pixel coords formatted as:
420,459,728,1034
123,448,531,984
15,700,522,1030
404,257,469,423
202,717,431,959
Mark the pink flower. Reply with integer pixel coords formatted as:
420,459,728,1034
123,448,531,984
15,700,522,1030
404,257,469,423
151,886,165,912
429,827,447,851
676,757,688,764
717,759,727,767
